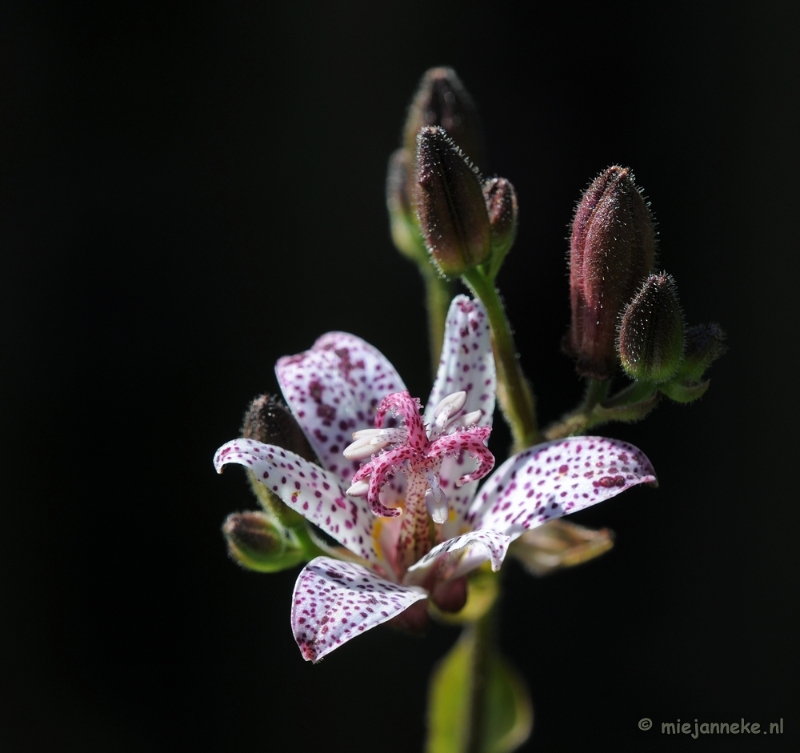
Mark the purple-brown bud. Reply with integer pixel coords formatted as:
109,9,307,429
242,395,314,524
242,394,316,462
403,67,484,169
618,273,684,383
483,177,518,277
567,166,656,380
415,126,492,277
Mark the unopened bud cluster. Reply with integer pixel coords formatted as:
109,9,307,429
388,68,519,278
565,166,724,398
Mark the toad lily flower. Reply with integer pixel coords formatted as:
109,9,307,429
214,296,656,662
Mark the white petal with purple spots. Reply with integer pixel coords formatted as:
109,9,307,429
424,295,495,430
291,557,427,663
423,296,496,529
466,437,657,537
405,529,511,583
276,332,406,485
214,439,378,562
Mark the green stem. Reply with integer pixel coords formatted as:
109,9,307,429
292,523,328,561
422,266,454,376
462,267,540,451
464,604,494,753
544,378,609,440
600,379,653,408
582,378,610,413
544,378,657,440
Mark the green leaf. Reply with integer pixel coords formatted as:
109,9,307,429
427,633,532,753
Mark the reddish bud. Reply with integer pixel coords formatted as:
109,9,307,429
415,126,492,276
618,273,684,383
567,166,656,379
483,177,518,277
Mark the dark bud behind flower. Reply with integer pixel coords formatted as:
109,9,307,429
223,511,305,573
386,149,427,264
567,166,656,380
483,177,518,278
242,395,313,525
415,126,492,277
403,67,484,170
618,273,684,383
243,394,316,462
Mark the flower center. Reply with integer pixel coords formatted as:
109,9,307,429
344,390,494,525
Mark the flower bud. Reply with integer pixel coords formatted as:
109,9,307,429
386,149,426,263
223,511,305,573
242,394,316,462
510,520,614,577
483,177,518,278
618,273,684,383
415,126,492,277
674,323,727,382
659,322,726,403
403,67,484,169
567,166,656,380
242,395,313,525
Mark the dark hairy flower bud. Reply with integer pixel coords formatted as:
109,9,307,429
403,67,484,169
415,126,492,277
483,177,518,277
223,511,305,573
243,394,316,462
618,273,684,383
242,395,314,524
567,166,657,380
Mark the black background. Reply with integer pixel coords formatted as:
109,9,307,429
2,2,799,751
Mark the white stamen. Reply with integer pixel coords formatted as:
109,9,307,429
433,391,467,419
445,409,482,432
352,428,384,440
430,391,468,440
343,435,390,460
346,479,370,497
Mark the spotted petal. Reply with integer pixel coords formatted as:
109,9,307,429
276,332,406,485
424,295,495,429
214,439,379,563
466,437,657,537
423,296,496,529
291,557,427,662
406,530,511,583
